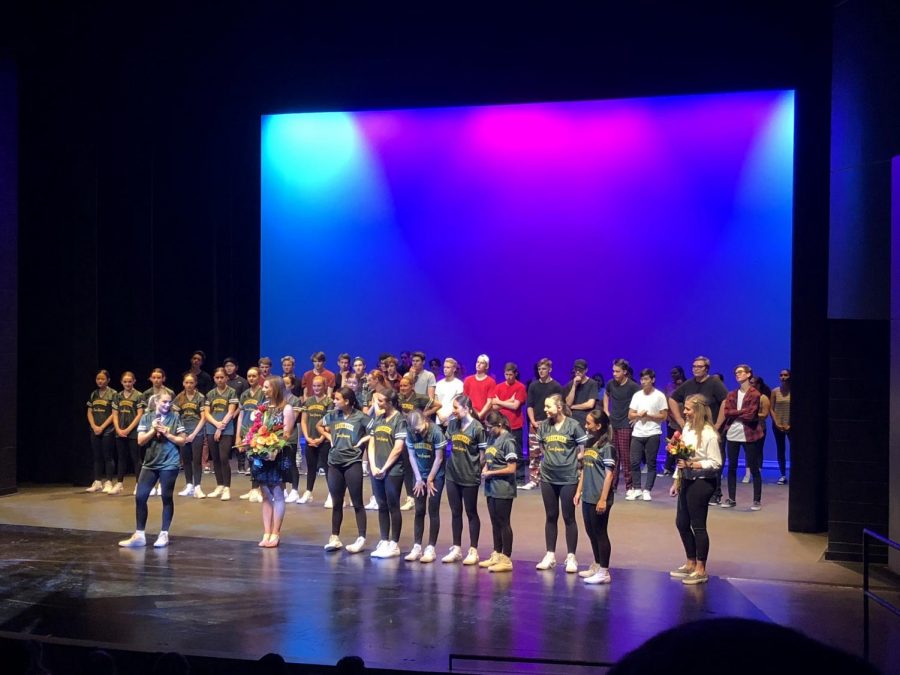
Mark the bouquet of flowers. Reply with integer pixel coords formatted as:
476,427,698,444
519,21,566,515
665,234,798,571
666,431,695,488
241,404,287,463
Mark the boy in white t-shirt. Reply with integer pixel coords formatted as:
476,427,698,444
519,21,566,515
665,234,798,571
627,368,668,501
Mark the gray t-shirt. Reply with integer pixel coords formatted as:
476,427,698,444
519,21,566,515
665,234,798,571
413,370,437,396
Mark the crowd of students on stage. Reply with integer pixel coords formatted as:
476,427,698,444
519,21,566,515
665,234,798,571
87,350,792,586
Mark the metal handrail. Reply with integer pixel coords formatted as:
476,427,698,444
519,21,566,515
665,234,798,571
449,652,613,672
862,528,900,661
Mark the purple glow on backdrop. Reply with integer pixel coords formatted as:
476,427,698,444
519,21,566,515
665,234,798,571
262,91,793,456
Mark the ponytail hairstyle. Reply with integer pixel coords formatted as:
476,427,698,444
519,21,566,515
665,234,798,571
96,369,110,380
545,392,571,418
407,410,428,433
336,386,360,411
586,408,611,449
121,370,136,383
484,411,510,432
453,394,474,417
283,373,298,389
213,366,227,378
368,369,387,389
380,387,400,412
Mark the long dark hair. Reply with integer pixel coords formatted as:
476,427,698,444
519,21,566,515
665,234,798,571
336,386,360,411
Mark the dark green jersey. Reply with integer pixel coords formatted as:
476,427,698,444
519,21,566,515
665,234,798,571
204,386,239,435
87,388,117,435
172,391,205,435
367,411,409,477
538,416,588,485
238,387,263,434
137,411,185,470
446,417,487,486
484,432,518,499
142,386,174,414
286,394,302,444
112,390,144,439
406,423,447,479
581,437,616,505
398,392,432,416
302,395,333,440
323,409,371,466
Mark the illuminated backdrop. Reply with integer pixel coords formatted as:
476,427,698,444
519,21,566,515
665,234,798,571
261,91,793,454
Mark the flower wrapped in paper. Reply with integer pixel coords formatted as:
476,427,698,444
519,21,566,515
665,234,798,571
241,404,287,464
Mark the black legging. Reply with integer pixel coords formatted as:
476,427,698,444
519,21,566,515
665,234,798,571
284,444,299,491
327,462,367,538
487,496,514,556
372,473,404,542
116,436,140,483
726,440,762,502
541,482,578,554
582,501,612,567
305,441,329,492
401,451,415,498
185,433,205,487
414,473,445,546
135,467,178,531
446,480,480,548
676,477,714,562
773,427,790,476
211,434,234,488
91,433,115,482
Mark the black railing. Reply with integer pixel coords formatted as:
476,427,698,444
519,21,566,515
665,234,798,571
449,653,613,673
862,528,900,662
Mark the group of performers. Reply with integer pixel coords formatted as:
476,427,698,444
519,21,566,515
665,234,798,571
86,351,792,587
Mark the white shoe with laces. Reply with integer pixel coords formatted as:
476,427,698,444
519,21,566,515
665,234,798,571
346,537,366,554
462,547,480,566
400,496,415,511
579,562,601,579
642,490,652,501
324,494,334,509
324,535,343,551
625,489,638,501
220,487,231,501
405,544,423,561
382,541,401,558
118,531,146,548
420,545,436,563
178,484,194,497
364,496,378,510
86,480,103,493
285,489,300,504
102,481,113,494
520,480,538,491
208,485,224,498
442,545,463,563
153,531,169,548
370,540,388,558
536,552,557,570
298,490,313,504
249,489,263,503
239,489,253,500
584,568,612,585
109,482,124,495
193,487,206,499
565,554,578,573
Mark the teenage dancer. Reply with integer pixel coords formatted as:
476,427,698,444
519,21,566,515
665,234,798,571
202,367,239,501
317,387,371,553
86,370,117,493
367,389,409,558
118,391,186,548
770,369,792,484
479,412,518,573
172,373,206,497
536,393,588,573
442,394,487,565
404,411,446,563
300,376,333,505
254,376,297,548
142,368,174,414
282,374,303,504
669,394,723,585
575,409,616,584
236,367,263,502
111,371,144,495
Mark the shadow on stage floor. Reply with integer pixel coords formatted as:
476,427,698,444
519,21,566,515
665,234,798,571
0,524,765,672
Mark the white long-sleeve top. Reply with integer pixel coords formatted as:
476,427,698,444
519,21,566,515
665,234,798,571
673,424,722,478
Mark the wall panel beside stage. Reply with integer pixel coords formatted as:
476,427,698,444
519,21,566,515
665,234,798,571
0,59,17,495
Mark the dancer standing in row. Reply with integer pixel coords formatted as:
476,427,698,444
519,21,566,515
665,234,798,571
172,373,205,497
300,376,332,505
237,368,263,501
282,374,303,504
771,369,792,484
111,371,144,495
576,409,616,584
367,389,409,558
404,411,446,563
86,370,116,493
119,391,186,548
203,368,239,501
536,393,588,573
479,412,518,573
524,358,563,490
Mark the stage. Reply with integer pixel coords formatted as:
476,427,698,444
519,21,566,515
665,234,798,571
0,471,897,672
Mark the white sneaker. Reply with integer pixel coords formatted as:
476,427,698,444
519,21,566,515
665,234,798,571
420,545,436,563
579,563,601,579
462,547,479,566
400,496,415,511
150,484,161,497
102,480,113,494
520,480,538,490
153,531,169,548
364,496,378,510
118,531,146,548
405,544,423,561
208,486,224,498
324,494,334,509
285,489,300,504
298,490,313,504
324,535,343,551
584,568,612,585
742,470,751,484
642,490,652,501
178,484,194,497
382,541,401,558
283,488,290,499
193,487,206,499
442,545,463,563
370,540,388,558
625,489,638,501
109,482,124,495
249,488,263,503
536,552,557,570
86,480,103,493
239,489,253,500
565,553,578,573
220,487,231,501
133,486,137,496
346,536,366,554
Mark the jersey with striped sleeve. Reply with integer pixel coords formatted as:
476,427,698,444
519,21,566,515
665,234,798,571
446,417,487,486
112,389,143,439
367,411,409,477
538,416,588,485
484,431,518,499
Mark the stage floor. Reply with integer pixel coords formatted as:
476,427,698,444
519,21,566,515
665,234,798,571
0,471,897,672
